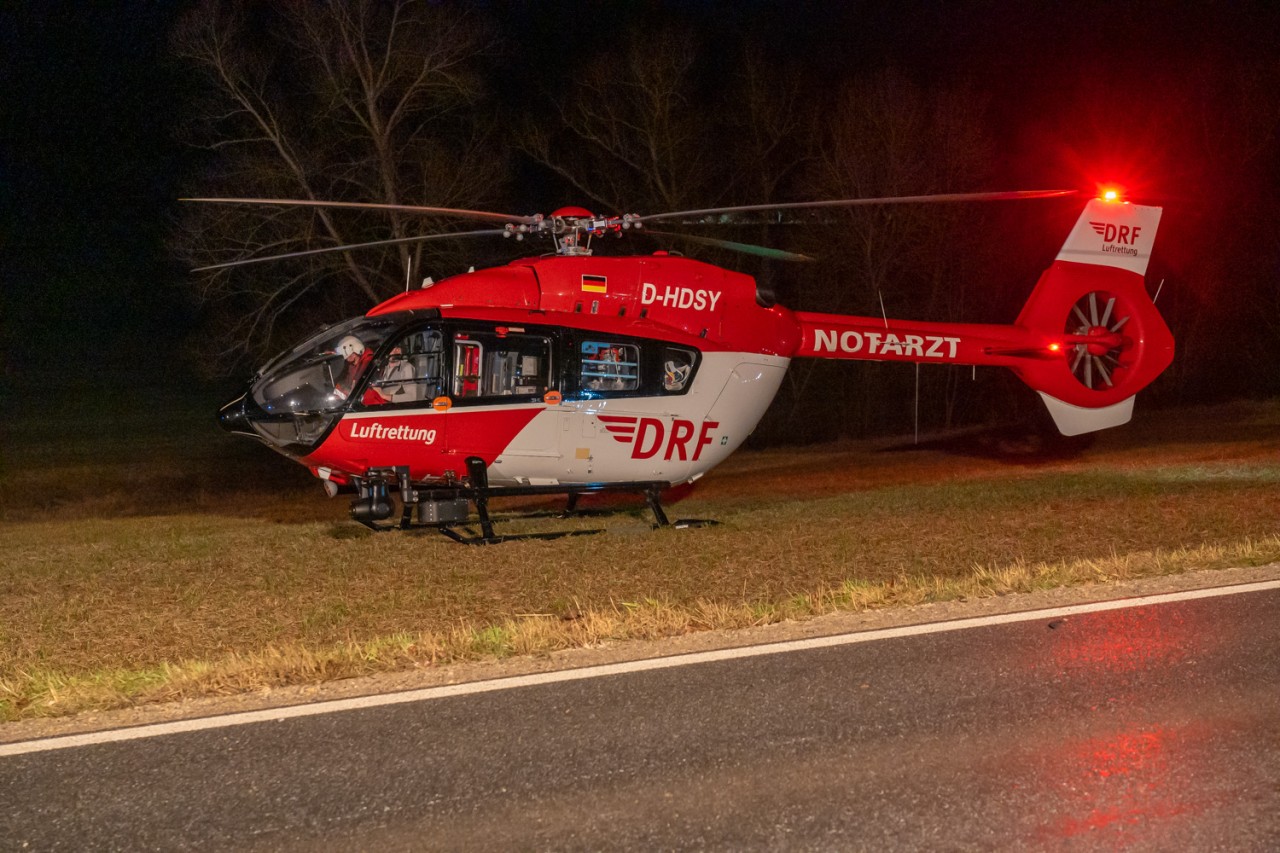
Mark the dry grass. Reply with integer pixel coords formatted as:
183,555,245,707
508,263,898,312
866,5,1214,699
2,391,1280,720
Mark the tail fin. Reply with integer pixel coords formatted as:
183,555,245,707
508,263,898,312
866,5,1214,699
1013,198,1174,435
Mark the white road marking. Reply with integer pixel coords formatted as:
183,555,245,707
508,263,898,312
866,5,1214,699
3,579,1278,758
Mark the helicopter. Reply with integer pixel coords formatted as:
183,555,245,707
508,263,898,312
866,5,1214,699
202,189,1174,542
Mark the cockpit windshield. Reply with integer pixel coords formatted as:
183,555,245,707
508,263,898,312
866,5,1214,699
252,317,398,415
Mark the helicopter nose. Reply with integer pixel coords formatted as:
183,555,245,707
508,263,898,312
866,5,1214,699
218,393,256,436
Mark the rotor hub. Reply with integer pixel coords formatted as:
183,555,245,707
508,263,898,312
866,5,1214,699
1064,290,1132,391
1084,325,1116,357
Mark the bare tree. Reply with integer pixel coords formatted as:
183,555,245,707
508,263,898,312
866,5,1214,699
519,28,722,215
173,0,506,372
1036,54,1280,403
773,71,997,440
1152,59,1280,401
721,45,811,207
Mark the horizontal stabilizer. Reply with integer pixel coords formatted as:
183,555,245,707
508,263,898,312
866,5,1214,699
1038,392,1135,436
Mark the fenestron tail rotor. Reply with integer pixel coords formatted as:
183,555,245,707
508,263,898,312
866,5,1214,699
1065,290,1132,391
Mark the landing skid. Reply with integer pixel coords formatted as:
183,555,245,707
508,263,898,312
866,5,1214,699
435,527,602,546
350,457,718,544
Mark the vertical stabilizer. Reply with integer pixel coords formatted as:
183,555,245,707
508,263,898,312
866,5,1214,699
1055,198,1162,277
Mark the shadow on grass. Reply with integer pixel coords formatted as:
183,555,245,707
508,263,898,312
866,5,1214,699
878,421,1097,465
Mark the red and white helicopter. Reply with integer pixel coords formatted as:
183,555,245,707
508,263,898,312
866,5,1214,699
203,189,1173,541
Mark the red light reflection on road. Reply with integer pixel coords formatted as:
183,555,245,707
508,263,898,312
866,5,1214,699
1048,605,1209,676
1031,723,1206,846
1021,604,1219,846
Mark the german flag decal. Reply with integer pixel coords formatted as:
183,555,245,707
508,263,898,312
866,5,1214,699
581,274,608,294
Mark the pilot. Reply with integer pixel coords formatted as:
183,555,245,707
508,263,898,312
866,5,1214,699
332,335,374,401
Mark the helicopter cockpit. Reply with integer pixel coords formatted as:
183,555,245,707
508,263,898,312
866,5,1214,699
252,316,399,417
218,315,412,452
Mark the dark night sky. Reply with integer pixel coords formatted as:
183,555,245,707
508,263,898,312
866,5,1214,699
3,1,1278,390
2,1,189,377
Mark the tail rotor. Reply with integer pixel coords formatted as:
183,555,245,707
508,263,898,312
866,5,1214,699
1014,196,1173,434
1065,290,1132,391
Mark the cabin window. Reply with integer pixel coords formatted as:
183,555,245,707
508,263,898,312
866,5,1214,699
660,347,696,393
580,341,639,392
453,339,483,397
452,330,552,400
480,335,551,396
361,328,445,406
567,336,700,400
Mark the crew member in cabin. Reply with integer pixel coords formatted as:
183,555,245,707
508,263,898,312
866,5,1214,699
332,335,374,401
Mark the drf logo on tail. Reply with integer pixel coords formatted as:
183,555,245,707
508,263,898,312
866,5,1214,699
598,415,719,460
1089,221,1142,244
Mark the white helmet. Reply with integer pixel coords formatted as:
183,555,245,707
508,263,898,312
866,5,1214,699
336,335,365,359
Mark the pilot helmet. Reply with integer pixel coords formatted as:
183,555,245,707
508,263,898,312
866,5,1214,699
336,335,365,360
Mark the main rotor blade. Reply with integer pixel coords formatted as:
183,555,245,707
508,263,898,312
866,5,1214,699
182,197,539,226
643,229,815,262
191,229,510,272
637,189,1077,224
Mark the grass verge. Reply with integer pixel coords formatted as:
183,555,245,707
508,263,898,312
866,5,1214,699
2,397,1280,720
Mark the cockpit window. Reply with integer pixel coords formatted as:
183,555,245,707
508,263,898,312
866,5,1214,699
362,328,445,406
251,317,396,415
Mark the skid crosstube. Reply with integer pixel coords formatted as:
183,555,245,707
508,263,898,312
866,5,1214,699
351,456,683,544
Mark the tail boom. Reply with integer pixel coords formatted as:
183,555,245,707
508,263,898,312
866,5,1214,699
791,197,1174,435
794,313,1069,369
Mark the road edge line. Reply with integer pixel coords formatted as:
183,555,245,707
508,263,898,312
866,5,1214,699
4,578,1278,758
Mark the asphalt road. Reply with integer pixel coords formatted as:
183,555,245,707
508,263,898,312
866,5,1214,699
2,583,1278,851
